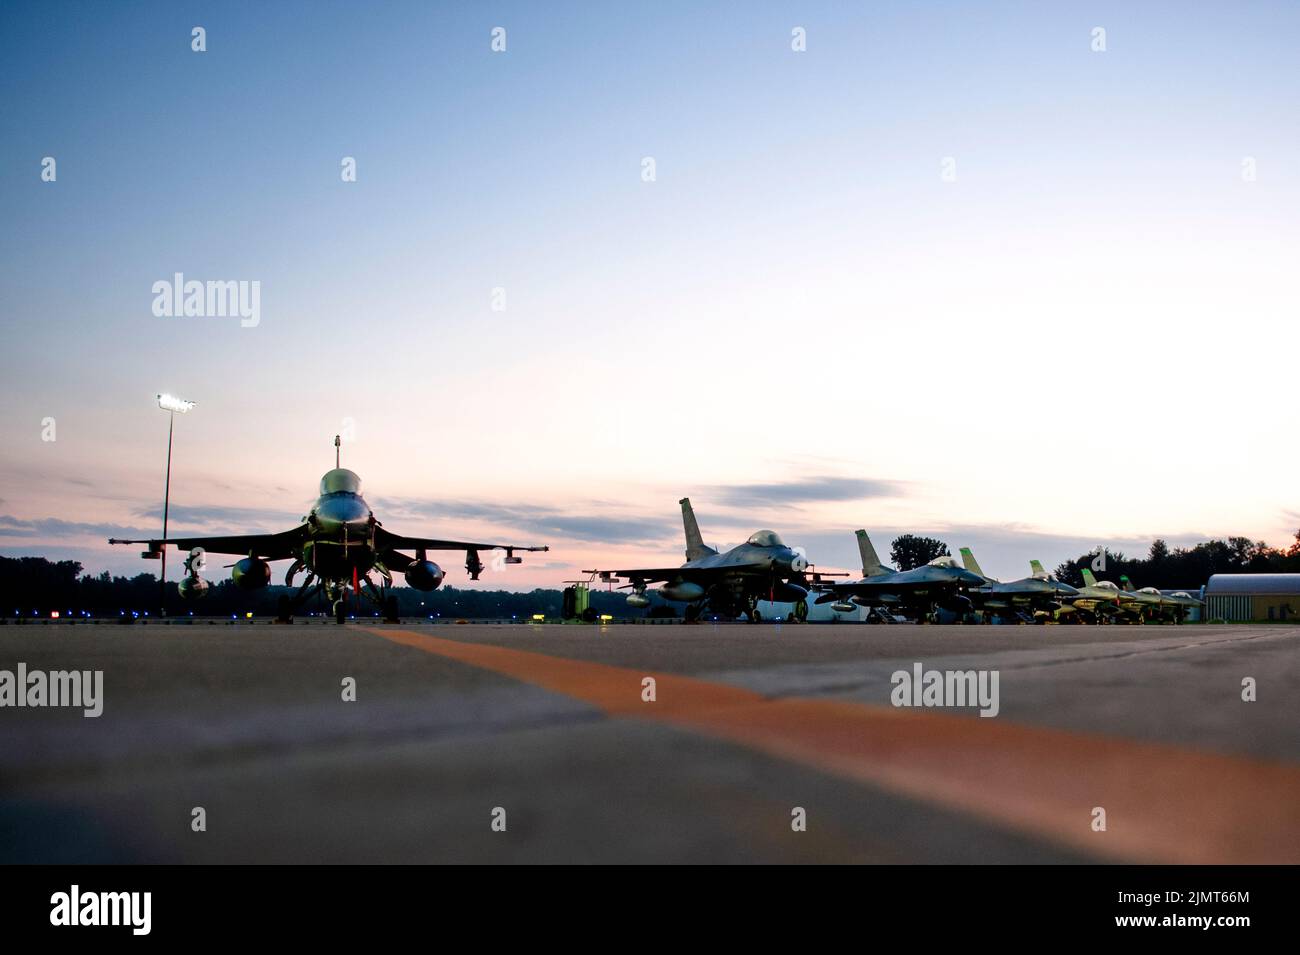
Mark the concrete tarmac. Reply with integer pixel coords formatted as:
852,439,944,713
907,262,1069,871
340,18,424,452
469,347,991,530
2,619,1297,863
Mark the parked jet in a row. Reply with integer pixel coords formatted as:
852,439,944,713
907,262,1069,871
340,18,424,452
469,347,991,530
959,548,1079,622
111,438,548,623
586,498,816,622
813,530,985,621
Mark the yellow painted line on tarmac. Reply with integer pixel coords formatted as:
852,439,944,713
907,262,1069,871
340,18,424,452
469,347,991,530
365,627,1300,863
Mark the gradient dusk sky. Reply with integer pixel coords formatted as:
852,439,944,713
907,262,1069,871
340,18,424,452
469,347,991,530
2,1,1298,588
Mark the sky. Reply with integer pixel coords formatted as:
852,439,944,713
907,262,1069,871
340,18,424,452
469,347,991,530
2,0,1298,590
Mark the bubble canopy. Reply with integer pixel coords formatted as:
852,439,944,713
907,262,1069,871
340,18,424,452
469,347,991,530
319,468,362,496
746,530,784,547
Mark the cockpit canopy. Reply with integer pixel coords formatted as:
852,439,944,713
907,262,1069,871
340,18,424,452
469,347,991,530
320,468,362,496
928,555,960,568
1094,580,1119,591
746,530,784,548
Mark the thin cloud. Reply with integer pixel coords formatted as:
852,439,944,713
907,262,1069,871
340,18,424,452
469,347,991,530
130,503,298,529
710,476,902,509
0,515,157,540
378,498,675,546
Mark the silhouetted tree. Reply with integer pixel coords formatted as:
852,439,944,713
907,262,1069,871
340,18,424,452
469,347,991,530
890,534,950,571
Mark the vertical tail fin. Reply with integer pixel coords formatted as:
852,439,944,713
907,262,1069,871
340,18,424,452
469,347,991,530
1081,567,1098,587
856,530,885,577
1120,575,1135,592
1029,559,1047,578
959,547,986,578
679,498,716,561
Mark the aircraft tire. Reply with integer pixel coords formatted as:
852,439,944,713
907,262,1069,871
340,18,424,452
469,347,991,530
334,599,346,625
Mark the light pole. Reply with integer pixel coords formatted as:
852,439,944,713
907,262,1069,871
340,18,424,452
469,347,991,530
156,393,195,617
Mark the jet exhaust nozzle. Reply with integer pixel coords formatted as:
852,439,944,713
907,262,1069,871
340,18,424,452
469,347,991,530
405,560,445,592
831,602,856,614
232,557,272,591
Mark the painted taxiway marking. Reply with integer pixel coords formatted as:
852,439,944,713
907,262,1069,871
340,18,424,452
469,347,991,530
366,627,1300,863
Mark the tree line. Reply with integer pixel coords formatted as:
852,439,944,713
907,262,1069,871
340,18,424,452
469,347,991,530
1053,532,1300,590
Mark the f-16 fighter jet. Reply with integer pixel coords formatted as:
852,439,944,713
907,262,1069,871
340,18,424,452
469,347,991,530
958,547,1079,623
813,530,985,622
111,437,548,624
1118,575,1204,623
586,498,813,622
1079,568,1161,623
1043,563,1124,623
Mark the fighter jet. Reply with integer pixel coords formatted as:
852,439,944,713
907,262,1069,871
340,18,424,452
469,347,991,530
1118,575,1204,623
813,530,985,622
1079,568,1161,623
958,547,1079,623
586,498,812,622
110,437,548,623
1162,588,1205,623
1044,563,1124,623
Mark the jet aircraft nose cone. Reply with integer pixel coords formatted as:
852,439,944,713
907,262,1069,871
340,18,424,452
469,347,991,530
314,495,371,535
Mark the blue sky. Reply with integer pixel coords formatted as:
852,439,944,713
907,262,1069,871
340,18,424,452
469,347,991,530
2,1,1298,585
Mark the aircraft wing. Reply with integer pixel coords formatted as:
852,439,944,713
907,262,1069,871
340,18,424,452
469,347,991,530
374,527,548,556
108,525,309,560
597,567,684,585
830,579,951,597
596,563,768,585
375,527,548,579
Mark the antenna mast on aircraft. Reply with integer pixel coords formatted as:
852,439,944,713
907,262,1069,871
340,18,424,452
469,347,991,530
334,434,340,469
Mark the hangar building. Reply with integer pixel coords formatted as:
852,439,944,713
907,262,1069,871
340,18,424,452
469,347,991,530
1204,574,1300,622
